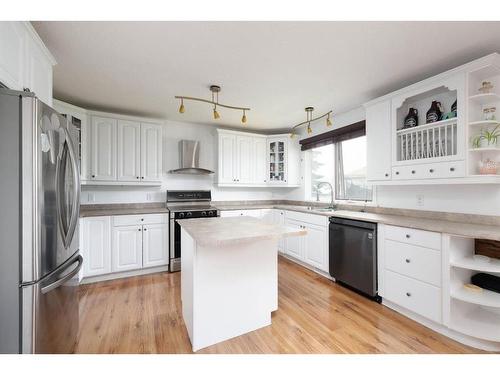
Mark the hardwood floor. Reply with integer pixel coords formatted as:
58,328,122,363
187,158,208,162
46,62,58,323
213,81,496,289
76,256,480,354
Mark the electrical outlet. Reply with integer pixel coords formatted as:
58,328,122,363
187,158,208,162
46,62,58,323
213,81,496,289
416,194,424,207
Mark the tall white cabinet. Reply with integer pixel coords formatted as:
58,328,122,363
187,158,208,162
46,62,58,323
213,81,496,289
91,116,117,181
0,22,55,105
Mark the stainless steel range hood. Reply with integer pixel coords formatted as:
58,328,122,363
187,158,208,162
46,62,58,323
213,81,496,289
168,140,214,175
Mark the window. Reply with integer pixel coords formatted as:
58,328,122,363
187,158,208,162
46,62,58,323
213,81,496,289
305,135,372,202
308,144,334,201
335,136,373,201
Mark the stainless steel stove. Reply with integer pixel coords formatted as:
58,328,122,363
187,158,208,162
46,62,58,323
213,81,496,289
167,190,219,272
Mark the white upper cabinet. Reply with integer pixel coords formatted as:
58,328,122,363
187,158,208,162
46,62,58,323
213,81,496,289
218,132,237,184
117,120,141,181
0,22,25,90
254,137,268,184
84,113,163,185
365,99,392,181
0,22,55,105
140,123,163,182
236,135,254,183
90,116,117,181
217,129,299,187
364,53,500,184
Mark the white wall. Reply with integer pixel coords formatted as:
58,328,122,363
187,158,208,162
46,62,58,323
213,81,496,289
81,120,275,204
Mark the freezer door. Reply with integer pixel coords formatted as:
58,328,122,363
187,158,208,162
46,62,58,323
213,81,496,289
22,253,82,354
37,101,80,279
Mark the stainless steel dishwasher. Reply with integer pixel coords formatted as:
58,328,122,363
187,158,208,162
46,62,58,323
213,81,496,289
329,217,380,302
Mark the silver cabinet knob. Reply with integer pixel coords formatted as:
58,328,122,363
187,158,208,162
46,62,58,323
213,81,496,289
405,258,411,263
406,234,410,239
450,167,455,172
406,292,411,297
429,169,434,173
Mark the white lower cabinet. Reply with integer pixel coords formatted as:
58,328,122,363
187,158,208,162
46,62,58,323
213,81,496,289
379,224,442,324
80,214,168,280
112,225,143,272
283,212,329,272
81,216,112,277
220,209,262,218
142,223,168,268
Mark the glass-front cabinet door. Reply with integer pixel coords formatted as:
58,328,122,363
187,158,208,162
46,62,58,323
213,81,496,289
268,137,287,184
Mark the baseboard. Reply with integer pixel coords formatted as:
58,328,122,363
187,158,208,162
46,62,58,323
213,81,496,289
80,265,169,284
383,300,500,352
279,253,333,280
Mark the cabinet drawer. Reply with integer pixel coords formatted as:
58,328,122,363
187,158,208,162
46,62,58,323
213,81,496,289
385,240,441,286
385,225,441,250
392,161,465,180
384,270,442,323
285,210,328,227
113,213,168,226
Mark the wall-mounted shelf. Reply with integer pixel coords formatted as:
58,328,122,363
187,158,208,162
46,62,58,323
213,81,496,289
469,120,500,127
469,93,500,105
395,117,458,135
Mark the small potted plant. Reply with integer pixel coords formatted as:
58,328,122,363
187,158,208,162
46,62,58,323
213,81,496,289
471,124,500,148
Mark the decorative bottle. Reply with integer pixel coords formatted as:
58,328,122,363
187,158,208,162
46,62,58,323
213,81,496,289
403,108,419,129
426,101,443,123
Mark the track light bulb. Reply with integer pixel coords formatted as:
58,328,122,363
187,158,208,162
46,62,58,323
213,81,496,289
241,110,247,124
307,123,312,134
213,107,220,120
179,100,185,114
326,115,332,127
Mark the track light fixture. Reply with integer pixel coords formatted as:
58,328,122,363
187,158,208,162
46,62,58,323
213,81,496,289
175,85,250,124
290,107,333,136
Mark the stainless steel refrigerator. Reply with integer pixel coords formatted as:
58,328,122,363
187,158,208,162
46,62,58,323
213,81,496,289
0,89,82,353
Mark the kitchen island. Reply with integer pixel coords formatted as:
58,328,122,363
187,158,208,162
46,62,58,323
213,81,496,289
178,216,306,351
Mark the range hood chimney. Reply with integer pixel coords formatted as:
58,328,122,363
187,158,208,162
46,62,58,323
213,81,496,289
168,140,214,175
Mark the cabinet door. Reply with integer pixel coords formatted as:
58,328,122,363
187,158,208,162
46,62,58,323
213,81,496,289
366,100,392,181
268,138,287,184
142,224,168,268
253,137,268,184
90,116,117,181
0,22,25,90
236,135,253,183
117,120,141,181
81,217,111,277
141,123,163,182
112,225,143,272
220,210,244,218
218,133,236,183
284,219,304,261
303,223,328,272
24,34,53,105
272,210,286,253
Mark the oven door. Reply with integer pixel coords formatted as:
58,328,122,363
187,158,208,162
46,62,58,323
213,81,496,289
169,218,182,272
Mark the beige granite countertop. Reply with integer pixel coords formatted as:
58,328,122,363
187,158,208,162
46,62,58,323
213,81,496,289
79,201,500,241
177,216,307,247
80,203,168,217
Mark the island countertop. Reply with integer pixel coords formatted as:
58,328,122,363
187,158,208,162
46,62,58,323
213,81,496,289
177,216,307,247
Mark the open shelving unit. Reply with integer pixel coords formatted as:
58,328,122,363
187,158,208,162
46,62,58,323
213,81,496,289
447,235,500,344
467,64,500,177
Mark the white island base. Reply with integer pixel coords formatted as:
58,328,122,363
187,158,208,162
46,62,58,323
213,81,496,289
179,217,306,352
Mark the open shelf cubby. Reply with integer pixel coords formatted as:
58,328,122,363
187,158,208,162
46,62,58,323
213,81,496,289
396,86,458,162
448,235,500,342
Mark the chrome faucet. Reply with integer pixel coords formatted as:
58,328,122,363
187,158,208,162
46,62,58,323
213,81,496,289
316,181,336,210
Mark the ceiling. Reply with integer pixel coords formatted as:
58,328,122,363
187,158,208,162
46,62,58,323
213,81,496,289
32,21,500,132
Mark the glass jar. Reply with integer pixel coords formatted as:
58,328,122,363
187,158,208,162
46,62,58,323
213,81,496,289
483,107,497,121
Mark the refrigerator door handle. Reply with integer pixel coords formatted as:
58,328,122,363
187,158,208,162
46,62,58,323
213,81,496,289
41,255,83,295
55,127,80,249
